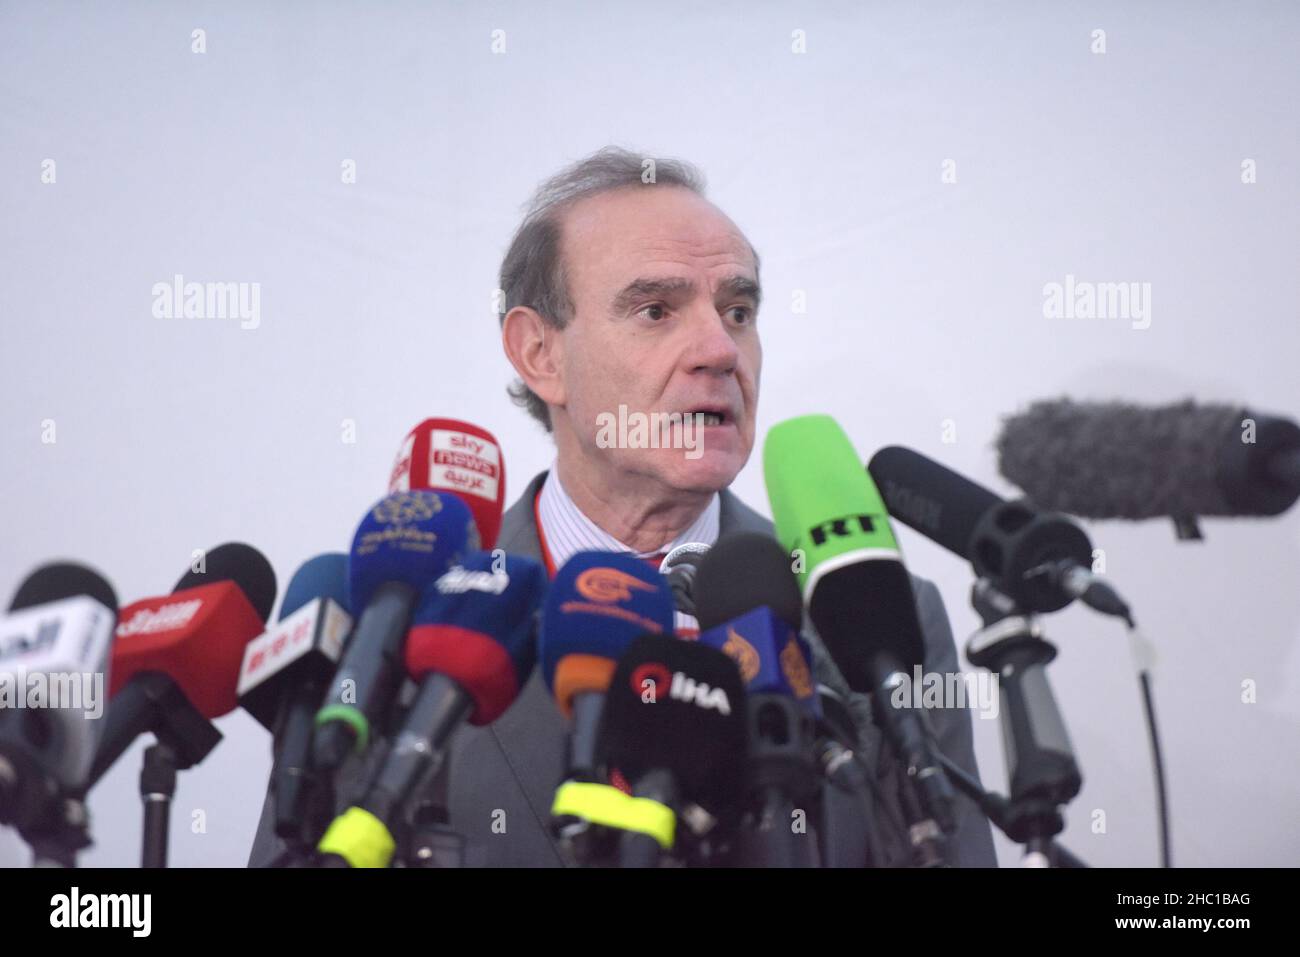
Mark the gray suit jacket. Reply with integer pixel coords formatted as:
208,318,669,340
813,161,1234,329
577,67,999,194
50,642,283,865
248,472,997,867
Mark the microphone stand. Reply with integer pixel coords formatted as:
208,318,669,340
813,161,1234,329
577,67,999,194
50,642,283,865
139,742,177,868
964,579,1083,867
935,751,1087,867
399,756,464,868
25,796,92,868
734,694,820,868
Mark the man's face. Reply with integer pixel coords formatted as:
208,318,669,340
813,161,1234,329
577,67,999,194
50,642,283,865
554,185,761,495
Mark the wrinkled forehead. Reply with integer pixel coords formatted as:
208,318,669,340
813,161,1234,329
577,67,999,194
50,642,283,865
559,186,758,302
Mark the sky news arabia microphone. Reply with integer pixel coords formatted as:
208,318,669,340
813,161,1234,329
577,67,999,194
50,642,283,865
235,553,353,846
314,550,545,868
389,418,507,550
997,397,1300,539
0,563,118,851
594,634,747,867
311,490,477,776
694,531,827,867
867,444,1131,620
765,414,957,867
84,543,277,793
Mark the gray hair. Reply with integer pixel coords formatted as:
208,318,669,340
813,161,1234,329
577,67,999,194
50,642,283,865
497,146,719,432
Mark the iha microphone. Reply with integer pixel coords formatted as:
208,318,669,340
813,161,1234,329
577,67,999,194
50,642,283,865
311,491,477,774
389,418,507,549
591,635,747,867
85,543,278,790
234,553,354,843
315,551,545,867
0,563,119,833
996,397,1300,538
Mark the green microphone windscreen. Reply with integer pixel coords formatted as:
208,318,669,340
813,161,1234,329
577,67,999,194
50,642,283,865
763,414,926,688
763,414,901,596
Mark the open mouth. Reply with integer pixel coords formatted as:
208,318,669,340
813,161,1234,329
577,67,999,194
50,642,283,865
684,410,729,426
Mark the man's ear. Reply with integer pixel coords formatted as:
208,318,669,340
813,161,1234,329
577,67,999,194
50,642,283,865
501,306,565,407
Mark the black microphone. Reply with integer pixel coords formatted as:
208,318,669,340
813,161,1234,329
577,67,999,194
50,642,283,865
868,444,1131,619
1,563,118,850
658,542,711,616
694,531,823,867
595,635,747,867
236,553,353,846
997,397,1300,539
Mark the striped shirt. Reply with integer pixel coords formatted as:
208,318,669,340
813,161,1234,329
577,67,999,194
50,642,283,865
535,463,719,634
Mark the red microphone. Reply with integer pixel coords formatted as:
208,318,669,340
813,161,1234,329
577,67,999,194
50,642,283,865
86,543,276,790
388,418,506,549
112,580,264,719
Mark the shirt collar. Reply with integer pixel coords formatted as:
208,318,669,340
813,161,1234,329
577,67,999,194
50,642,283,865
536,462,721,570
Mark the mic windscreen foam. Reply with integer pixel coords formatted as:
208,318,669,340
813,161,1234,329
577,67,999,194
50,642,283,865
113,557,276,720
389,418,507,549
697,607,819,715
597,634,746,813
868,444,1000,558
997,397,1300,519
174,542,277,623
278,553,350,619
538,551,676,715
764,415,925,688
693,531,803,631
10,562,118,614
347,490,478,612
405,551,546,724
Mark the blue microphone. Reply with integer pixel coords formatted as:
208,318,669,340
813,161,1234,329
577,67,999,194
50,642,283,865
539,551,675,784
312,491,476,774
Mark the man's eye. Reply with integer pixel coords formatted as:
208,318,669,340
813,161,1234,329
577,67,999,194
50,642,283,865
727,306,754,325
637,304,666,321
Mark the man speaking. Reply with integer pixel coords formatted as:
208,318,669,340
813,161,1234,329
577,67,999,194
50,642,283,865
248,146,997,867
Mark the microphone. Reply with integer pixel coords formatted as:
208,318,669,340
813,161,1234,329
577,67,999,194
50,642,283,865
311,491,476,775
694,532,818,715
235,553,353,844
85,543,277,791
591,634,747,867
868,445,1130,619
694,532,821,867
765,414,956,865
658,542,711,617
1,563,118,835
389,418,507,550
997,398,1300,538
317,551,545,867
539,552,676,786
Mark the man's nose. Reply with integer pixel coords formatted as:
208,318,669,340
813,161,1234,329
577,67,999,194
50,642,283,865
683,306,740,375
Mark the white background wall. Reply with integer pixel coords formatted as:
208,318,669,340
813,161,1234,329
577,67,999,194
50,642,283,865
2,1,1296,868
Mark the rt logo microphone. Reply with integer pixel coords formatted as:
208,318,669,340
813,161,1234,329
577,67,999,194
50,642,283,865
808,513,879,546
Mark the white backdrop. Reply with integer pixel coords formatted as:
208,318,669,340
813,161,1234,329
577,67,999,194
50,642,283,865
2,1,1297,868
